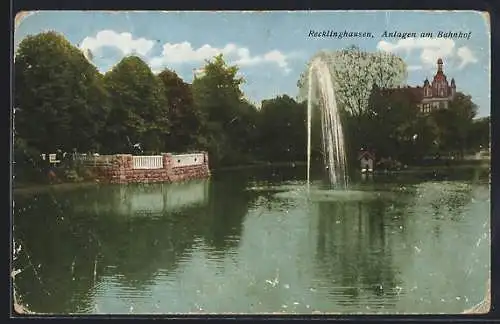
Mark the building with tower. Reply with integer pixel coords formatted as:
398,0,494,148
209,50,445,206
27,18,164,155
373,58,457,114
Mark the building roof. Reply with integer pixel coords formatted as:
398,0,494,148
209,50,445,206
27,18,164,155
372,58,455,103
378,86,424,103
358,150,375,160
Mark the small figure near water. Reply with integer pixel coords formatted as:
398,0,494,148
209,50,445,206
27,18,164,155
126,136,144,155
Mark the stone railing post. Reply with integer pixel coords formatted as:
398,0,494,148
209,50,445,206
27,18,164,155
162,153,173,179
114,154,133,169
203,151,211,176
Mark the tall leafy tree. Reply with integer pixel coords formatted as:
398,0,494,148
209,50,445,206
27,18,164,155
191,54,249,166
297,46,408,117
14,31,108,154
230,99,260,160
430,92,478,157
157,69,202,152
102,56,169,153
258,95,307,162
468,116,490,151
354,85,422,162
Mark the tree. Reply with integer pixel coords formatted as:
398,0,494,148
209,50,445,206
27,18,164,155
297,46,407,117
231,99,260,159
157,69,202,152
191,54,250,166
102,56,169,154
430,92,479,157
14,31,108,153
258,95,307,162
448,93,478,156
359,85,424,163
411,115,440,159
468,116,490,151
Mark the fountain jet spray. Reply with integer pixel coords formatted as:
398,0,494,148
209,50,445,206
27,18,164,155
306,56,348,189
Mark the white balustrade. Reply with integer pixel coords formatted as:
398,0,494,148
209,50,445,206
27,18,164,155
132,155,164,169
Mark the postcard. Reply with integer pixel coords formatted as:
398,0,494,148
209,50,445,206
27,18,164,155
12,10,491,315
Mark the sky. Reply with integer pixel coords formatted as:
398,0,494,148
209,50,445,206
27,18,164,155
14,11,491,117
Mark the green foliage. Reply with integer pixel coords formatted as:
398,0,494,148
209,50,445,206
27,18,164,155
13,136,47,184
429,93,479,157
62,169,83,182
191,54,255,167
102,56,170,154
157,69,202,152
14,31,108,153
14,34,489,183
343,88,485,165
258,95,307,162
468,116,490,150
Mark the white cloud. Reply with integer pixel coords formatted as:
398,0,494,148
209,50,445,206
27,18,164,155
457,46,478,69
377,37,477,70
149,41,293,74
80,30,294,74
80,30,155,57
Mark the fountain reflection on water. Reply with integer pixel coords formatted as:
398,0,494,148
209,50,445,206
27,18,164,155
306,56,348,189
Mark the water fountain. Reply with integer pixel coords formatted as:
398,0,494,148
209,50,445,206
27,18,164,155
306,56,348,189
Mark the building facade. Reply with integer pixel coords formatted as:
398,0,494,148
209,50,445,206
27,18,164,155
376,58,457,114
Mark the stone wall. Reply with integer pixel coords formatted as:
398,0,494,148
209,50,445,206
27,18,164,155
91,152,210,184
170,153,205,168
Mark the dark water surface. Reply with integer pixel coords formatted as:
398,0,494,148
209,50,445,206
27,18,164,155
13,166,490,314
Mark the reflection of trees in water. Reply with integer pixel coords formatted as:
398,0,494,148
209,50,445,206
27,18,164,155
431,203,442,239
312,172,483,311
13,177,256,313
93,209,204,287
314,197,410,307
248,165,308,184
201,176,259,254
410,180,475,231
14,192,100,313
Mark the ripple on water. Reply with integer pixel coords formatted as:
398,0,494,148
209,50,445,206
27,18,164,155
14,169,490,315
273,188,397,202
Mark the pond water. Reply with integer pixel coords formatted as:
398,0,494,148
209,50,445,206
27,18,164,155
12,165,490,314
